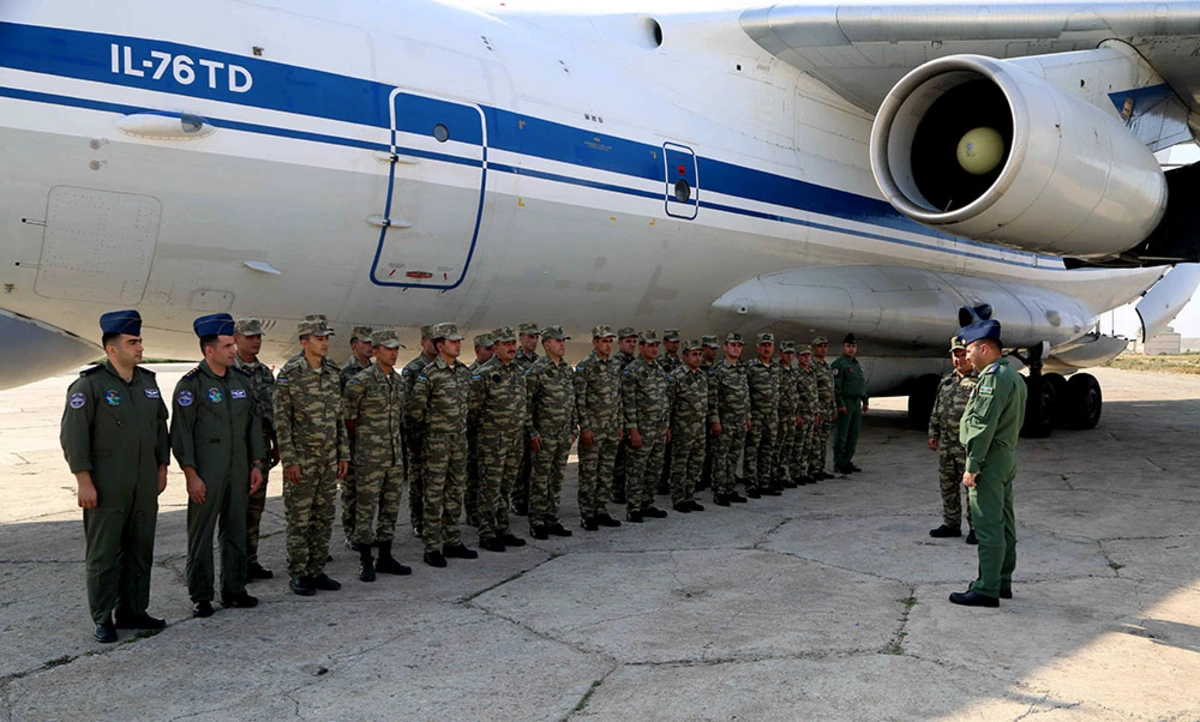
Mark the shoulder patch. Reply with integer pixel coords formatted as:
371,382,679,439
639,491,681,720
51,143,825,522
276,375,289,386
348,378,363,385
69,392,86,409
178,390,194,407
978,384,995,396
831,369,839,376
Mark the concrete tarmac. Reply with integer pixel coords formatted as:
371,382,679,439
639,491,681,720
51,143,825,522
1,365,1198,721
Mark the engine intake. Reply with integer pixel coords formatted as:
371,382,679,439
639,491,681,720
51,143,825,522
870,54,1167,259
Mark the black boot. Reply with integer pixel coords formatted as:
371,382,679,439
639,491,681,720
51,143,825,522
375,541,413,575
358,544,376,582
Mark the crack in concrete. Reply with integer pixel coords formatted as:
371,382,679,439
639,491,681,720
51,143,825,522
561,662,619,721
1011,695,1083,721
882,586,917,655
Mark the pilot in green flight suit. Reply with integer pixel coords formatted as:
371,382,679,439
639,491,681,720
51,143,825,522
831,333,868,473
951,318,1027,607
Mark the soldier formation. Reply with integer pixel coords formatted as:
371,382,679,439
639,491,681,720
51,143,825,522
63,310,1024,642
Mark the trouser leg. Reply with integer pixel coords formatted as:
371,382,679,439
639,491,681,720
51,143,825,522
845,399,862,463
186,475,228,603
217,473,249,599
354,466,386,546
246,468,268,564
304,445,339,578
340,465,357,542
938,453,964,529
375,466,403,544
969,471,1012,598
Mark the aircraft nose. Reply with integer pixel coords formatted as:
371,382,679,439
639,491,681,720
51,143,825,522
0,309,99,389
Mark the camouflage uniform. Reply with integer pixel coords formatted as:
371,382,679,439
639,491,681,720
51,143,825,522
930,365,979,531
338,325,374,544
343,348,404,548
698,335,721,491
657,329,682,493
232,318,276,571
667,343,710,507
709,340,750,500
774,345,800,485
621,332,670,514
611,330,638,504
809,340,837,476
511,323,541,514
275,319,350,581
469,328,529,544
408,327,472,554
401,326,436,535
744,338,781,493
465,332,495,528
526,327,577,530
793,348,820,481
575,327,622,523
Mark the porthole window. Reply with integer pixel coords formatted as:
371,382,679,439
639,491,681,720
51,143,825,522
432,123,449,142
674,179,691,203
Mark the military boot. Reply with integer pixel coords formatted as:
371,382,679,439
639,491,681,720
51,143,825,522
375,541,413,575
358,544,376,582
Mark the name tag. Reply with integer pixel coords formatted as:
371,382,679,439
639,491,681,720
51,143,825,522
232,389,248,399
145,388,160,399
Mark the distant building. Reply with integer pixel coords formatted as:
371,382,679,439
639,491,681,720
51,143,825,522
1143,326,1182,355
1182,338,1200,353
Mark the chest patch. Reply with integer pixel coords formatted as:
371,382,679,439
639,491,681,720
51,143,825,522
104,390,123,406
69,392,86,409
178,390,194,407
231,388,247,399
144,388,160,399
207,387,224,403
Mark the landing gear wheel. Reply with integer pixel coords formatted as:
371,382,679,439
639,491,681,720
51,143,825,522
1021,375,1057,438
1043,372,1067,429
1065,372,1102,429
908,373,942,430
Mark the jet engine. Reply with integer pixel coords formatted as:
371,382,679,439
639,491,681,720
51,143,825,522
870,54,1167,259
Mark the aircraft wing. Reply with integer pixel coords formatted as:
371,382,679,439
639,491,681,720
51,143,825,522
741,2,1200,144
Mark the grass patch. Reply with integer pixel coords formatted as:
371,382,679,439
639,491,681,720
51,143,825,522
883,632,907,655
573,679,604,713
902,596,918,609
1108,561,1125,571
1108,353,1200,375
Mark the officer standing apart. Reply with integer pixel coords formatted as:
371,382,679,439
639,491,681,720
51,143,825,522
621,330,671,522
171,313,265,618
275,316,350,596
574,325,624,531
338,326,374,551
744,332,782,498
950,318,1027,607
928,336,980,543
831,333,868,474
232,318,279,581
809,337,837,480
610,326,639,506
469,326,530,551
409,323,478,567
526,326,577,539
667,339,709,513
402,325,437,538
61,310,169,643
708,333,751,507
344,329,412,582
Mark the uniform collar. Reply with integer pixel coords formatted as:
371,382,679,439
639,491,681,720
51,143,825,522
198,359,227,380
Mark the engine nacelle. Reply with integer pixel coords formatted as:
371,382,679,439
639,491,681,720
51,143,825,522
870,54,1167,259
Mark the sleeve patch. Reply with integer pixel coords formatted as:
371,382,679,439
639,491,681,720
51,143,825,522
178,390,194,407
69,392,86,409
978,384,994,396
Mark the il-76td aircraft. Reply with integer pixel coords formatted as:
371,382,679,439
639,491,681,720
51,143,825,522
3,0,1200,435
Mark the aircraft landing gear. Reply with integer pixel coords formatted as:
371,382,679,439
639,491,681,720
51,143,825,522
1013,343,1103,436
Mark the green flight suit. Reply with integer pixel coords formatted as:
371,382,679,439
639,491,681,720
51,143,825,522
61,361,170,625
831,354,868,469
959,357,1027,598
171,361,265,603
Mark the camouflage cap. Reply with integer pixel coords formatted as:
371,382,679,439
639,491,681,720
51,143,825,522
797,344,813,355
724,332,744,344
371,328,403,349
420,324,435,340
682,338,703,352
430,322,464,341
474,332,494,348
491,326,517,343
638,329,660,344
350,325,374,343
812,335,829,345
592,324,617,339
701,334,720,348
950,335,968,351
663,328,681,342
233,318,263,336
779,340,796,353
303,313,327,322
297,316,335,338
518,322,540,336
617,326,637,339
757,332,775,345
541,325,570,340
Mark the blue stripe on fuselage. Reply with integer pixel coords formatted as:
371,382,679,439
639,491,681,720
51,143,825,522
0,20,1046,266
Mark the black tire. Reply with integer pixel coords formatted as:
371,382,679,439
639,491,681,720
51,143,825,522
1021,375,1057,438
1065,373,1102,429
907,373,942,431
1043,373,1068,429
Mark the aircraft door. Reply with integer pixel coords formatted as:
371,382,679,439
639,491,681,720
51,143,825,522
663,142,699,220
370,90,487,289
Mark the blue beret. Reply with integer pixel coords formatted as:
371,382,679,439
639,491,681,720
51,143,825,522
193,313,235,338
959,319,1002,345
100,309,142,336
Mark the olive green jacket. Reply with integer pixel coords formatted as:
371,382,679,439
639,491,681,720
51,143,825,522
170,360,265,484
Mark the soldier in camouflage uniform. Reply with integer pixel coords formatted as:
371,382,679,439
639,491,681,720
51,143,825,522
744,332,782,498
792,345,819,484
575,325,624,532
668,340,709,512
511,323,541,516
233,318,279,580
464,332,495,528
469,327,529,552
344,329,412,581
698,335,721,492
928,335,979,541
809,336,837,481
408,323,478,568
402,325,437,538
338,326,374,550
621,330,671,523
275,316,350,596
708,333,750,506
774,341,801,489
658,329,682,494
526,326,577,539
611,326,638,505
